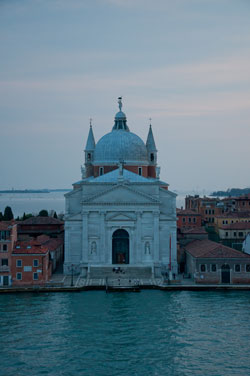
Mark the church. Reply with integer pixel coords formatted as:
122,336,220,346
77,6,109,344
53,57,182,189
64,98,177,278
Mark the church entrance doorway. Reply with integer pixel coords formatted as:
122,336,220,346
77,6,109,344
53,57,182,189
112,229,129,264
221,264,230,283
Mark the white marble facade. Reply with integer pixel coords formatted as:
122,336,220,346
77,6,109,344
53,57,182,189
64,169,177,277
64,100,177,277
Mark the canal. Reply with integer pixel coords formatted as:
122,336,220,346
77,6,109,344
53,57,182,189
1,290,250,376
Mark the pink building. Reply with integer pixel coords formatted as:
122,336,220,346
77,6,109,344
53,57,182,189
0,221,17,286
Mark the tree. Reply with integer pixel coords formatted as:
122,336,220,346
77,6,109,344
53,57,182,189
39,209,49,217
3,206,14,221
53,211,58,219
0,212,3,221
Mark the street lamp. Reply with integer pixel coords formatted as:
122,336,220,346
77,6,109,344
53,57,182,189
70,264,75,287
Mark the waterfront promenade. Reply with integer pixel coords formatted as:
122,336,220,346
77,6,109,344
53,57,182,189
1,274,250,293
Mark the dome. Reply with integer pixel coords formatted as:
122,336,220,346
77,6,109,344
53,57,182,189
94,130,148,165
115,111,126,119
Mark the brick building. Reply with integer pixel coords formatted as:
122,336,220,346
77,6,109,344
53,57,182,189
184,239,250,284
185,195,224,225
177,209,202,229
0,221,17,286
11,238,52,286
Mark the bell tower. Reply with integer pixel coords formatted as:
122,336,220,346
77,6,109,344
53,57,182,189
146,120,157,178
84,119,95,177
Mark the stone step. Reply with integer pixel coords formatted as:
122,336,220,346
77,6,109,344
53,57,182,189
89,266,152,279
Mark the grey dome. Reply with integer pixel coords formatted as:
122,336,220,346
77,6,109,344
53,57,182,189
94,130,148,165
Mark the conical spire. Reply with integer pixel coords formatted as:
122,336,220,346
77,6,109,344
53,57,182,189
146,123,157,152
85,120,95,151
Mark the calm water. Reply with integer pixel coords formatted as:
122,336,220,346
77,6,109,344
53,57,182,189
0,192,66,217
1,291,250,376
0,191,199,218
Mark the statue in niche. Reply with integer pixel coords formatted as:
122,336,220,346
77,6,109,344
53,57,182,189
90,241,97,254
145,241,151,254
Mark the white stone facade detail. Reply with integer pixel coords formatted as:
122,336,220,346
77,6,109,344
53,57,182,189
64,171,177,276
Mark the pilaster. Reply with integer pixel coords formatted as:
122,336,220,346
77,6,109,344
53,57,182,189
81,211,89,263
153,211,160,262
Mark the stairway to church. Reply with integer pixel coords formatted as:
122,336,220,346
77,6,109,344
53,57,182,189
89,266,152,279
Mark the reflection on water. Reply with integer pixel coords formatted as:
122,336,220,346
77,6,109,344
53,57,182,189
1,291,250,376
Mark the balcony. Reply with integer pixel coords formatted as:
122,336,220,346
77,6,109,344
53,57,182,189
0,265,10,272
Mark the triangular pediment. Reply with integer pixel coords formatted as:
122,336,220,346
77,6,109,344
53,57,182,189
83,184,159,205
107,212,136,221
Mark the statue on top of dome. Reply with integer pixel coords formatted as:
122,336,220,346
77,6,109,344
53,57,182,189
118,96,122,111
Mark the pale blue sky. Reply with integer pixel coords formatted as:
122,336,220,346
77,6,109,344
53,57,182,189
1,0,250,192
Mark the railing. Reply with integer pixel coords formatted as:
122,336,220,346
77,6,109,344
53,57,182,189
0,266,10,272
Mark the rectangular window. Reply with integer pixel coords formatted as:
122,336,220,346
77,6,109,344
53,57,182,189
193,217,196,223
138,167,142,176
225,232,228,237
33,272,38,280
16,259,22,267
239,232,244,237
16,272,22,280
246,264,250,272
200,264,206,272
212,210,215,214
99,167,104,176
234,232,237,237
235,264,241,272
33,259,39,267
2,244,8,252
1,259,8,266
182,217,186,223
188,217,191,223
211,264,217,272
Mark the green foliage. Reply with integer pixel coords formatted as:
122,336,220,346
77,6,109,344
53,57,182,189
0,212,3,221
22,212,33,221
3,206,14,221
39,209,49,217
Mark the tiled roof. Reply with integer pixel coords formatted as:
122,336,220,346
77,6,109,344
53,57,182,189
220,222,250,230
20,216,64,225
13,236,63,254
181,227,207,234
185,239,250,258
177,209,200,216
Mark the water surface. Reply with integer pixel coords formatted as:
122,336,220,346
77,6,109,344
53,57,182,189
1,291,250,376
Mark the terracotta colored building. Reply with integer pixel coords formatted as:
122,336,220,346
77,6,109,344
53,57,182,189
184,239,250,284
0,221,17,287
177,209,202,229
185,195,224,225
235,194,250,211
11,238,52,286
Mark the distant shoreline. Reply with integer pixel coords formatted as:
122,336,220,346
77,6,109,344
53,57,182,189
0,189,71,194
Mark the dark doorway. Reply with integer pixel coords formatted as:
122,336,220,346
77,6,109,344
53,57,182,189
112,229,129,264
3,276,9,286
221,264,230,283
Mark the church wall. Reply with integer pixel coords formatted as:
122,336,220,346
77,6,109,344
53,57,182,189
66,190,82,215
